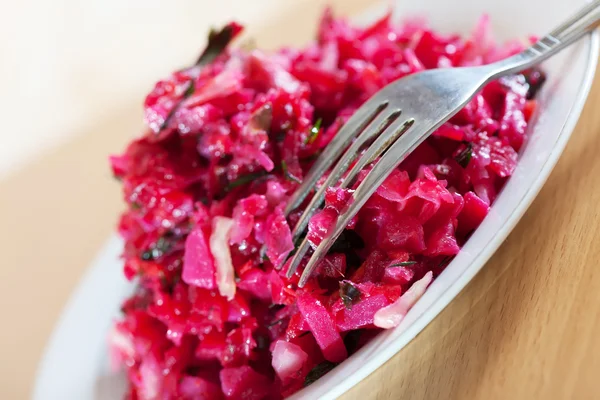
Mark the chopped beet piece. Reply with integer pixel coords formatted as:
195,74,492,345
220,366,270,400
182,227,216,289
296,291,347,363
336,294,390,331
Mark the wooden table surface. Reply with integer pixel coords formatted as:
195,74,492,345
1,1,599,399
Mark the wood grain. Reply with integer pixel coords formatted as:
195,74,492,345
1,1,599,399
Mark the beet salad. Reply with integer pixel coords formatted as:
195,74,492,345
109,8,545,400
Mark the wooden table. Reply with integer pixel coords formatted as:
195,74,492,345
1,1,599,398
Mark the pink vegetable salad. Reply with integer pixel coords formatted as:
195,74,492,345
109,8,545,400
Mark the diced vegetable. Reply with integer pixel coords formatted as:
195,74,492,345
264,208,294,266
182,227,216,289
336,294,390,331
297,292,348,363
210,217,236,300
272,340,309,381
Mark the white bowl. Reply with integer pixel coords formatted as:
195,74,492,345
33,1,599,399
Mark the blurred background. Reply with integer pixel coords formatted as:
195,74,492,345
0,0,370,397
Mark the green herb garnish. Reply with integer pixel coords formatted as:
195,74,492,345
259,245,269,263
304,362,339,387
455,142,473,168
248,104,273,132
151,236,173,259
183,79,196,97
339,281,361,310
140,234,175,261
388,261,417,267
281,160,302,184
158,79,195,132
225,171,268,191
305,118,323,145
196,24,239,66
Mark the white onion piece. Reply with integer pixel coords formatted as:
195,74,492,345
374,271,433,329
271,340,308,381
210,216,236,300
138,355,161,400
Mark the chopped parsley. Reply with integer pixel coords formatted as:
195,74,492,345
281,160,302,184
158,24,239,134
305,118,323,144
304,362,339,387
140,234,175,261
158,79,195,132
388,261,417,267
183,79,196,98
225,171,268,191
455,142,473,168
339,281,361,310
196,24,239,67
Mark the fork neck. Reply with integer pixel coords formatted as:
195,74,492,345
488,0,600,77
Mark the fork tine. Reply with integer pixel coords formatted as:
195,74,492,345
287,117,412,278
285,235,311,278
282,109,402,275
335,118,414,191
297,118,423,287
290,109,402,242
284,100,388,216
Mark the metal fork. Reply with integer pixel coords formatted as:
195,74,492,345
283,1,600,287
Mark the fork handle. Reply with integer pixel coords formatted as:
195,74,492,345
490,0,600,76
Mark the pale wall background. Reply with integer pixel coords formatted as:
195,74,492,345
0,0,291,178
